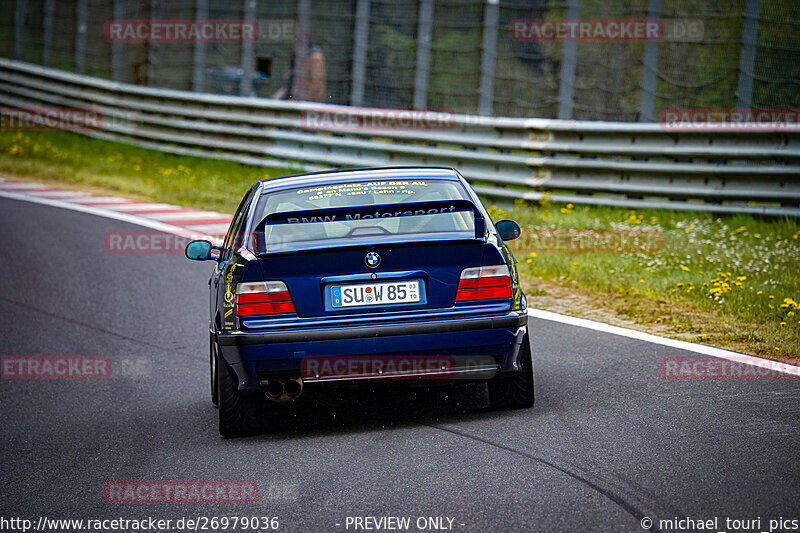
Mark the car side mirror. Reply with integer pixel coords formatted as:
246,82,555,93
185,240,221,261
495,220,521,241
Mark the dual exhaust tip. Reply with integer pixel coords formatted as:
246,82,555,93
261,377,303,402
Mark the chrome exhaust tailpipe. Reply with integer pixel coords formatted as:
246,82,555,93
284,377,303,399
260,377,303,402
264,380,285,401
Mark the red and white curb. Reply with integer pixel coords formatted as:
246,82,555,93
0,177,229,245
3,177,798,377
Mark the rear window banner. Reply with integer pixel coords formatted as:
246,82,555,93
263,200,478,226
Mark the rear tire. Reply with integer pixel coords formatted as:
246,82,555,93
217,352,268,437
488,333,534,410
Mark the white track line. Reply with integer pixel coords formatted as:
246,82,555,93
184,223,232,233
103,203,182,212
70,196,134,204
31,190,88,199
146,211,224,221
528,308,800,376
3,181,798,376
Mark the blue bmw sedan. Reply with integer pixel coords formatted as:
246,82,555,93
186,167,533,436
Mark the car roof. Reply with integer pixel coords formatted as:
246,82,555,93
257,167,461,193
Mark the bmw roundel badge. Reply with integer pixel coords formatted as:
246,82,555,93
365,251,381,268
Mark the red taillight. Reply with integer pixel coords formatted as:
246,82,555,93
235,281,296,316
455,265,513,302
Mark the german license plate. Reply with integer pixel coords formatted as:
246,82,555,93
331,280,421,308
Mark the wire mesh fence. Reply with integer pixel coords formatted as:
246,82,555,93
2,0,798,120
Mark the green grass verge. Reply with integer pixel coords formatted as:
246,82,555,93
2,131,799,359
491,200,800,359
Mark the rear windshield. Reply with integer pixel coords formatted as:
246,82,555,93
254,179,476,252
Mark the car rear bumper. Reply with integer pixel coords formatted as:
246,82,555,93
217,312,526,345
215,309,528,391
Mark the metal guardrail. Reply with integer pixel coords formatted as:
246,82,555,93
1,58,799,216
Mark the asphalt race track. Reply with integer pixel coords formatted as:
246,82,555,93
2,196,799,533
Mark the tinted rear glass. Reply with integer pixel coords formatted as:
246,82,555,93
254,179,476,251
